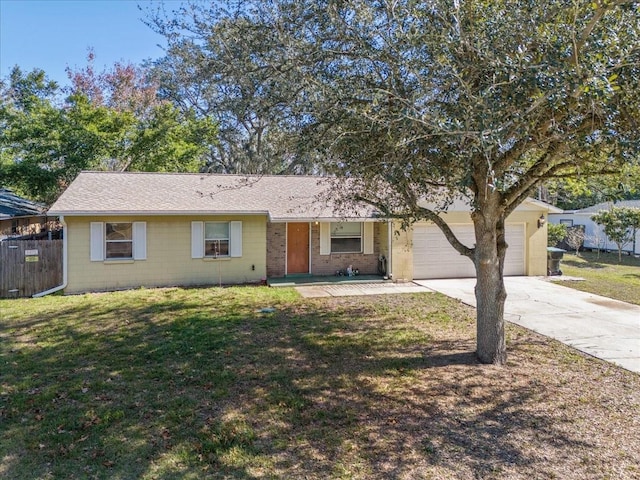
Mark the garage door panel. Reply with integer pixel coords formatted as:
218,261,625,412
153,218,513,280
503,224,525,276
413,224,525,279
413,225,475,278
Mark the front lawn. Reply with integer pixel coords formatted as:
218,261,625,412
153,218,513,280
1,287,638,479
559,251,640,305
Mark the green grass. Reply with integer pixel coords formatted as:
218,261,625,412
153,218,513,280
1,286,638,479
559,251,640,305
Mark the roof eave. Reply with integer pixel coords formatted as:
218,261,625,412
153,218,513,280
524,197,563,213
270,216,383,222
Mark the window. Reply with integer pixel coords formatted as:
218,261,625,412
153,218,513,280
330,222,362,253
90,222,146,261
191,221,242,259
559,219,574,226
205,222,230,257
106,223,133,258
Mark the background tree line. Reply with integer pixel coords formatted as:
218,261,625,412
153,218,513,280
0,54,217,203
2,3,638,209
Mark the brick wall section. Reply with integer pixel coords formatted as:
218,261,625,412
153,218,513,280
266,223,286,277
310,222,380,276
266,221,383,278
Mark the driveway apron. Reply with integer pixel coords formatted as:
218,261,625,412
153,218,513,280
415,277,640,374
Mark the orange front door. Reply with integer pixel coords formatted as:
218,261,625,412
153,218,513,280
287,223,310,274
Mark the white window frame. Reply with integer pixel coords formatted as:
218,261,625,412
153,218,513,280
90,221,146,262
330,222,363,254
191,221,242,259
205,221,230,258
105,222,133,259
320,222,374,256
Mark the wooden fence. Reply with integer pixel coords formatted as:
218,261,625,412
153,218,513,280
0,240,63,298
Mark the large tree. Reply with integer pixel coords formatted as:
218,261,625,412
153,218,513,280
65,55,219,173
0,68,84,201
147,3,319,174
1,64,217,202
157,0,639,364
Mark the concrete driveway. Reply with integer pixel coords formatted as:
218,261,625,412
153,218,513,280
415,277,640,374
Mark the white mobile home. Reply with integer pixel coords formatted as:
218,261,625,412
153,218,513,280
549,200,640,255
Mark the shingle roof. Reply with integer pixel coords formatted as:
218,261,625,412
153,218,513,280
47,171,378,221
572,199,640,214
0,188,45,219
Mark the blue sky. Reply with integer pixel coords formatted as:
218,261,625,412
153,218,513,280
0,0,183,87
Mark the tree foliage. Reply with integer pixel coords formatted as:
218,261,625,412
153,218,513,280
0,68,79,201
0,64,217,202
65,55,219,173
541,163,640,210
547,223,567,248
592,207,640,261
66,50,161,118
147,3,318,174
154,0,639,364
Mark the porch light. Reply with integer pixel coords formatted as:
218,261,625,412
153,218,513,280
538,215,546,229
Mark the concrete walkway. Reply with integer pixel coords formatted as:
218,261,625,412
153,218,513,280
295,282,432,298
415,277,640,374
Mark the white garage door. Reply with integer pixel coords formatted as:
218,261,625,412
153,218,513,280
413,223,525,279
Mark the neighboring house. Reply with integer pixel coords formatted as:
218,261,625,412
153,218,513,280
549,200,640,255
0,188,54,240
45,171,558,294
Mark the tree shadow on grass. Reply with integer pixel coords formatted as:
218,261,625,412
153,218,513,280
0,289,626,479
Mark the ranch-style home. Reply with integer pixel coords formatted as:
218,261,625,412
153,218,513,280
44,171,558,295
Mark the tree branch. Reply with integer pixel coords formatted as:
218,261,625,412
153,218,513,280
417,206,475,259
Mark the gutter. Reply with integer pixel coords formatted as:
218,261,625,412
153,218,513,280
33,215,67,297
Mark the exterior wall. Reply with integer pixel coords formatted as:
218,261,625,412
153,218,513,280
310,222,380,276
65,215,267,294
266,222,286,277
389,222,413,281
390,210,548,280
265,221,385,278
376,222,390,276
518,211,548,276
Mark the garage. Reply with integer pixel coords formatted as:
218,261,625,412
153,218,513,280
413,223,525,279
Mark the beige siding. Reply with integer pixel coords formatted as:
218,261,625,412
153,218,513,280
522,213,549,276
390,210,548,281
65,215,266,294
390,222,414,282
376,222,390,276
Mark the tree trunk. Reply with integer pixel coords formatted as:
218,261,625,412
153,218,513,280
472,198,508,365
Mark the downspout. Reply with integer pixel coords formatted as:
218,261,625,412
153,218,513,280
387,220,393,280
33,215,67,297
